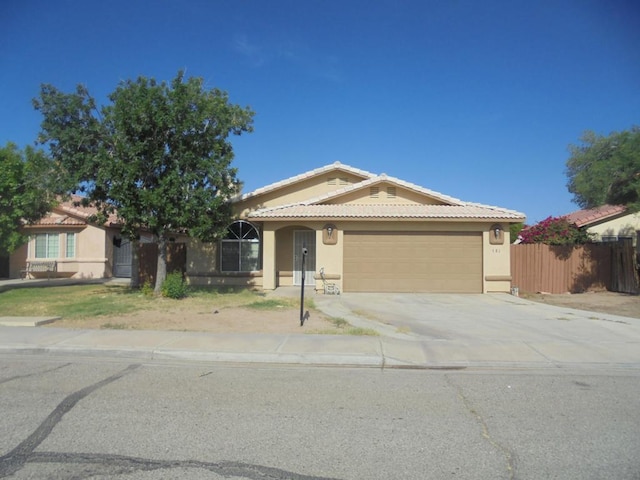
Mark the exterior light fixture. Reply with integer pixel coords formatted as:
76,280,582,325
323,224,337,245
490,224,504,245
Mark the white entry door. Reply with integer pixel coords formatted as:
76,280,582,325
293,230,316,286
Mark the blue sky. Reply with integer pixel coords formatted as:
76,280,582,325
1,1,638,224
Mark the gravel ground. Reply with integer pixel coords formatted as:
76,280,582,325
523,291,640,319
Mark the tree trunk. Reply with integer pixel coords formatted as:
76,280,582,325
130,240,140,289
154,236,168,294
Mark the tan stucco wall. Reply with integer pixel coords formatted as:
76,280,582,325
275,226,295,286
9,243,28,279
12,224,110,279
586,213,640,244
324,183,446,205
184,217,514,293
314,228,343,292
234,171,368,216
185,232,264,289
482,225,512,293
72,225,108,278
186,237,219,275
256,220,513,293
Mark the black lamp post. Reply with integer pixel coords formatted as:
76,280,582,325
300,247,308,326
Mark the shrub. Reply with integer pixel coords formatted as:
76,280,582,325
161,272,188,299
140,280,154,296
519,216,592,245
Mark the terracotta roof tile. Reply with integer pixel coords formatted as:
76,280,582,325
27,195,120,227
563,204,627,227
28,215,86,226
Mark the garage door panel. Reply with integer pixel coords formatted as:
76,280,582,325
344,231,482,293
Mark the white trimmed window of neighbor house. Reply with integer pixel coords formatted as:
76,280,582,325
220,221,261,272
66,232,76,258
34,232,76,259
34,233,59,258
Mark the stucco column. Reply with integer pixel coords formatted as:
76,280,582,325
262,227,276,290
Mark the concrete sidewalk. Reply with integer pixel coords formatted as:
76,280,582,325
2,279,640,369
2,324,639,369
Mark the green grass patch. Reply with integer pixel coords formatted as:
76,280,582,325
0,285,146,319
0,284,292,320
329,317,349,328
246,298,292,310
100,322,129,330
308,327,379,336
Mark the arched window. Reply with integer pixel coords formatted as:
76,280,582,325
221,220,261,272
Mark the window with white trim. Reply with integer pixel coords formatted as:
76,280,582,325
66,233,76,258
221,221,261,272
35,233,59,258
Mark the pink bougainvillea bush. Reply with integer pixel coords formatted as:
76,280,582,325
518,216,593,246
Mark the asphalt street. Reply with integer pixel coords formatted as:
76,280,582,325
1,357,639,479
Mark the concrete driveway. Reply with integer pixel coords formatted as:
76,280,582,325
314,292,640,345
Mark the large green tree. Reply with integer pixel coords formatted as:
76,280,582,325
34,71,254,292
566,126,640,210
0,143,57,254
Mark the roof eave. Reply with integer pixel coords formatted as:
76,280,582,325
248,215,526,222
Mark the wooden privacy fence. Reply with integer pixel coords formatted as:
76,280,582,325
139,243,187,286
511,241,639,294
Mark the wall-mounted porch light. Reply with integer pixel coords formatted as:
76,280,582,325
323,224,337,245
490,224,504,245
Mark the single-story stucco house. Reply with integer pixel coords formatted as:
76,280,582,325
8,195,141,280
187,162,526,293
9,162,526,293
564,204,640,245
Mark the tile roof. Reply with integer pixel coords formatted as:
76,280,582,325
237,161,525,221
236,161,375,201
247,203,525,220
563,204,627,227
28,215,86,226
304,174,464,206
28,195,121,227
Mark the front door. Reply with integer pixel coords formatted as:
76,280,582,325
113,239,132,278
293,230,316,286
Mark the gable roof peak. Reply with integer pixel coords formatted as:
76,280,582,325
301,174,465,206
237,161,375,201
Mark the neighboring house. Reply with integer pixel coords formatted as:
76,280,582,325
564,205,640,244
9,195,132,279
187,162,525,293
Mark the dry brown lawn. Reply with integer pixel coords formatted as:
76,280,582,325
523,291,640,319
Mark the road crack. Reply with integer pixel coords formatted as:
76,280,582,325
0,363,341,479
446,375,517,480
0,363,140,477
0,362,72,385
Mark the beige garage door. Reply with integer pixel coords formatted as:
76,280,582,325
343,231,482,293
